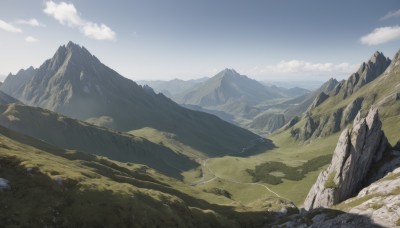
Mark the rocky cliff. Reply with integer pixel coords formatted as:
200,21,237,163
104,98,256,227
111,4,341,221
303,108,389,210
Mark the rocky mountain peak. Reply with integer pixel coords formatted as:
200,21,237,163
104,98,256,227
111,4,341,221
217,68,241,80
303,108,389,210
331,51,391,99
369,51,388,65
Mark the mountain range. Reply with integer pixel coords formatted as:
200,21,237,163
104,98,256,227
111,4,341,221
0,42,265,157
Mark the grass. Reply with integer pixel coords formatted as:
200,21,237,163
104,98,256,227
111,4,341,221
129,127,207,160
182,129,339,206
324,172,337,189
368,202,383,210
0,126,288,227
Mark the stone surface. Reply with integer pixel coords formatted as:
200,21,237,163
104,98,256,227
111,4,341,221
303,108,389,210
309,92,329,110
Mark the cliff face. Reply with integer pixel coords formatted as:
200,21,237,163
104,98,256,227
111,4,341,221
303,108,389,210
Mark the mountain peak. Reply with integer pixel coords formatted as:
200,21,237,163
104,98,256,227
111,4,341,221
67,41,81,48
221,68,239,75
369,51,389,65
215,68,242,80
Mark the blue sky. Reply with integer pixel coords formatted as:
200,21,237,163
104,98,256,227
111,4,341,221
0,0,399,81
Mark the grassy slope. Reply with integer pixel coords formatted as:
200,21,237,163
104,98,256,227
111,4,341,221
129,127,208,160
0,103,198,179
0,125,288,227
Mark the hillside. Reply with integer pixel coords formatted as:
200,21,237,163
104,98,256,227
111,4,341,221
0,103,198,179
0,123,289,227
0,42,263,156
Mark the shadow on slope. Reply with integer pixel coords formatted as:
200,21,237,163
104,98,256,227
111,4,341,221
0,104,198,179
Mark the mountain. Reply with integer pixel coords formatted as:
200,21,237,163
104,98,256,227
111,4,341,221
137,77,208,99
290,51,393,141
0,91,19,106
331,51,391,99
0,103,198,178
284,78,339,118
1,66,37,98
0,42,262,156
246,78,338,134
179,68,282,107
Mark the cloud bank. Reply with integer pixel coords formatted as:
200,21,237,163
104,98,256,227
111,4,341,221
44,1,116,40
248,60,358,78
360,26,400,45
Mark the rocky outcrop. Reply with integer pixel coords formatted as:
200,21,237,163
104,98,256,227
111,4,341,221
309,92,329,110
341,97,364,128
303,108,389,210
330,52,391,99
291,116,318,141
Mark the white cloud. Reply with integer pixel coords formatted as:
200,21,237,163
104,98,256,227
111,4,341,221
43,1,116,40
248,60,358,77
16,18,46,27
81,23,116,41
381,9,400,20
25,36,39,43
360,26,400,45
0,20,22,33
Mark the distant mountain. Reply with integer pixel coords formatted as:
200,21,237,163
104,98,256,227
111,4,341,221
0,41,261,156
179,68,283,107
262,80,325,90
247,78,338,133
1,66,37,98
284,78,339,118
137,77,208,98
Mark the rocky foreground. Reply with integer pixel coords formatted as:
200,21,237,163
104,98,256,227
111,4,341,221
275,108,400,227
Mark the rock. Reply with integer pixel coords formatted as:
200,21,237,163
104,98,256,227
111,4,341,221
341,97,363,128
303,108,389,210
309,92,329,110
0,177,10,190
340,52,391,99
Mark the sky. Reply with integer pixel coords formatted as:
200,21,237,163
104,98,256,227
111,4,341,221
0,0,400,82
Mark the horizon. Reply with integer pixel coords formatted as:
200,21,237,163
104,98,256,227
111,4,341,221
1,1,400,82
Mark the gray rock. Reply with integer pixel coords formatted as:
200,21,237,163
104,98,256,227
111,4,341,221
341,97,364,128
303,108,389,210
309,92,329,110
0,177,10,190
